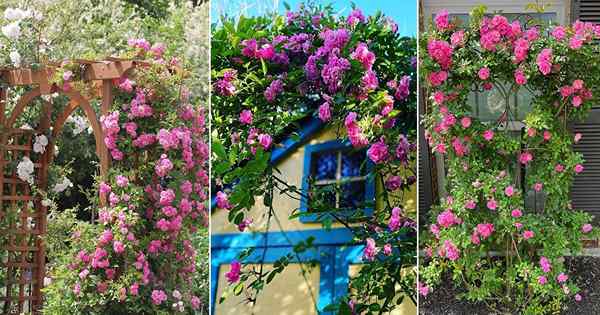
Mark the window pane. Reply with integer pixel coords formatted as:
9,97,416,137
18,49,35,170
312,152,337,180
341,150,365,177
477,84,512,121
340,181,365,208
515,87,535,120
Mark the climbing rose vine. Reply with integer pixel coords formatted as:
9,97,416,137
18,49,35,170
212,3,416,313
420,7,600,315
43,41,209,314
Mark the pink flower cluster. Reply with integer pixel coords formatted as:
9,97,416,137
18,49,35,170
560,79,593,108
363,238,379,261
72,46,209,311
427,39,453,69
225,260,241,283
215,69,237,96
471,223,494,245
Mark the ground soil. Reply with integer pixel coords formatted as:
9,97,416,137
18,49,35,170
419,256,600,315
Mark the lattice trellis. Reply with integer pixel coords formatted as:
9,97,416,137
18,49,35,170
0,129,49,314
0,59,146,314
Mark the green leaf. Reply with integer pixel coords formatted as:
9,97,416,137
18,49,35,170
212,139,227,160
233,282,244,296
261,58,268,76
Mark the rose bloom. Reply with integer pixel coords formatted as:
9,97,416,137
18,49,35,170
582,223,593,233
504,185,515,197
478,67,490,80
523,230,535,240
557,272,568,283
367,139,389,164
483,130,494,141
460,116,472,128
511,208,523,218
239,109,253,125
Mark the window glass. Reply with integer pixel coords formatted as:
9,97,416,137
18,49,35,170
310,149,367,209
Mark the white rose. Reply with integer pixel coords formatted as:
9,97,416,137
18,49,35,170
52,176,72,193
17,157,35,184
2,22,21,39
33,134,48,153
4,8,29,21
9,50,21,67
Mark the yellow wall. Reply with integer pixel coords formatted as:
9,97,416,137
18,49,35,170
212,127,417,234
215,264,320,315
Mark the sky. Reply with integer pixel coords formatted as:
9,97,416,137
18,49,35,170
211,0,417,37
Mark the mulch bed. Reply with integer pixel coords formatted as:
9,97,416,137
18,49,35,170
419,256,600,315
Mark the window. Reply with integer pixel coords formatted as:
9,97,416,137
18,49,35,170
300,140,375,223
429,10,559,199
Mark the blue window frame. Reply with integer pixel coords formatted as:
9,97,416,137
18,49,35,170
300,140,375,223
211,229,364,315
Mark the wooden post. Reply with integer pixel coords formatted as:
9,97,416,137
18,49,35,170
98,79,113,209
0,87,6,128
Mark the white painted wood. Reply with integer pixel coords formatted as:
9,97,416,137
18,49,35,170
422,0,570,24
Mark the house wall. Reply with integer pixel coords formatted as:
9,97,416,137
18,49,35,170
212,127,417,314
211,127,417,234
421,0,570,25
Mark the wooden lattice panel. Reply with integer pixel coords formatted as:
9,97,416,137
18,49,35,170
0,130,47,314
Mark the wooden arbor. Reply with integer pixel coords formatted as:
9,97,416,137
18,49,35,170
0,59,140,314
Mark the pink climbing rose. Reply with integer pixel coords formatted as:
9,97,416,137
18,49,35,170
225,260,241,283
388,207,402,231
523,230,535,240
437,209,460,228
536,48,553,75
540,256,552,273
318,102,331,122
239,110,253,125
483,130,494,141
557,273,568,283
504,185,515,197
367,139,389,164
476,223,494,239
434,10,450,31
519,152,533,165
444,240,460,261
478,67,490,80
151,290,168,305
363,238,378,261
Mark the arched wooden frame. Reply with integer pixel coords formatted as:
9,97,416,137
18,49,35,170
0,59,140,314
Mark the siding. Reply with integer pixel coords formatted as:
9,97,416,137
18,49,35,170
572,109,600,223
